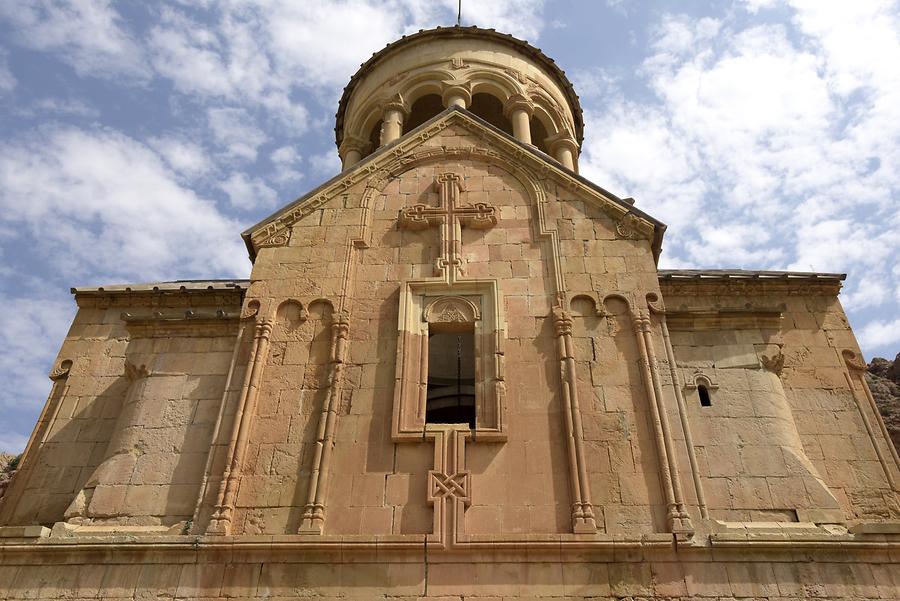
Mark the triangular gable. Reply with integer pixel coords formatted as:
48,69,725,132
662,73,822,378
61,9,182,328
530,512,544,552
242,107,666,262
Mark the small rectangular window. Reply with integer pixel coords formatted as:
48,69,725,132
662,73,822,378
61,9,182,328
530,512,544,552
426,325,476,428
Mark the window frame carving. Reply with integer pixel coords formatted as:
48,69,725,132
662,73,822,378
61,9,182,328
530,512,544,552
393,280,506,441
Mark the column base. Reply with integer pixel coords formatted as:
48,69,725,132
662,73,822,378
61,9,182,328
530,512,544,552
298,504,325,534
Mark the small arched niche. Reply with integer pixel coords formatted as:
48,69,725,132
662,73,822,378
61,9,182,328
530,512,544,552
469,93,513,136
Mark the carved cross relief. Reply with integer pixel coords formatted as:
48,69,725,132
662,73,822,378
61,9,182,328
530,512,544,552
398,172,497,283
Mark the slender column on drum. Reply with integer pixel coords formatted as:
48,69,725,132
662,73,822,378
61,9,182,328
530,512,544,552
504,94,534,145
442,81,472,109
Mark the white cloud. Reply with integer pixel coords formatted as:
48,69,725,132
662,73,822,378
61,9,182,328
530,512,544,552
858,317,900,351
207,107,267,161
843,276,890,311
740,0,781,13
0,126,248,281
148,135,212,178
270,146,303,184
0,294,71,418
0,0,149,80
147,7,232,97
29,97,99,118
308,150,342,178
0,50,15,93
580,4,900,355
219,172,278,211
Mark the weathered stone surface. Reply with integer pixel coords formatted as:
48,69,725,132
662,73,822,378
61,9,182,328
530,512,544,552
1,25,898,601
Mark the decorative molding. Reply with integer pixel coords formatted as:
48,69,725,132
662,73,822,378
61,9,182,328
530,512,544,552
394,281,505,440
241,300,261,320
760,351,785,376
660,280,842,297
424,296,480,324
843,349,868,372
124,362,150,381
48,359,73,381
428,470,471,506
121,309,234,322
398,172,498,281
449,57,469,70
615,213,642,239
248,111,651,258
684,370,719,391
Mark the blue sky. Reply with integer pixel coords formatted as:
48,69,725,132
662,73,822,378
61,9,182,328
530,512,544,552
0,0,898,452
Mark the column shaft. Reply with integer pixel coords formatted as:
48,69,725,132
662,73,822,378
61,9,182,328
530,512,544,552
380,109,404,146
510,108,532,144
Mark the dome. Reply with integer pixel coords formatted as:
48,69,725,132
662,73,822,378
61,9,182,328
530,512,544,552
334,26,584,171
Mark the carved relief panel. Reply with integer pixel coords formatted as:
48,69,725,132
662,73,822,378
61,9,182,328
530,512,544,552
393,280,506,441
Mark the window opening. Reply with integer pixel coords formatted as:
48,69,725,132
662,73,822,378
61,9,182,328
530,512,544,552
367,120,382,156
530,116,550,154
406,94,444,132
426,326,476,427
469,93,513,135
698,385,712,407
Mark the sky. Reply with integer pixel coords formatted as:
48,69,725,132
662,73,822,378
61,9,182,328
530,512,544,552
0,0,898,452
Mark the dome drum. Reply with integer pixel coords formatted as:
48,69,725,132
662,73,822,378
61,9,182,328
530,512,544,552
335,27,583,171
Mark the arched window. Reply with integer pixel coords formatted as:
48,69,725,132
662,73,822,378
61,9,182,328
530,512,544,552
426,326,476,428
530,116,550,154
468,93,513,136
367,120,382,155
406,94,444,132
698,385,712,407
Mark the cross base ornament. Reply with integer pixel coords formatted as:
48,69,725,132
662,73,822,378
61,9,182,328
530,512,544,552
428,470,471,506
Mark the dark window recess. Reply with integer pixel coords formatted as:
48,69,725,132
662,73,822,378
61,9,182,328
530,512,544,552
698,385,712,407
426,329,476,428
469,93,513,135
406,94,444,132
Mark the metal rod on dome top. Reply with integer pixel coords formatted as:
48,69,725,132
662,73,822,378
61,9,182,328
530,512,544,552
457,0,462,26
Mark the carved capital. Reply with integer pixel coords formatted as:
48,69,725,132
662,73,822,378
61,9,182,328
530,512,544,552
254,320,274,341
503,93,534,118
331,312,350,338
546,130,579,155
552,306,573,337
338,135,372,158
381,92,409,117
441,80,472,107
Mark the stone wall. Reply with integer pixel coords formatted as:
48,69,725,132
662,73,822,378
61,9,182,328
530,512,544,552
0,544,897,600
0,286,244,531
661,279,900,524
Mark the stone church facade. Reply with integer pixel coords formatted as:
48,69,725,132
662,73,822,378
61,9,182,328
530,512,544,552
1,26,898,600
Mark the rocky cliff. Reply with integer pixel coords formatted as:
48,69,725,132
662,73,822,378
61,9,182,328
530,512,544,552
0,452,18,501
868,352,900,453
